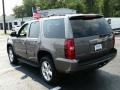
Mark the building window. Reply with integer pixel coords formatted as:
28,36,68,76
14,22,18,25
0,23,3,29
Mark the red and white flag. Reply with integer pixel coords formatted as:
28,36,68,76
32,6,41,19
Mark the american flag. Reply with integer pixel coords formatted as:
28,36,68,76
32,6,41,19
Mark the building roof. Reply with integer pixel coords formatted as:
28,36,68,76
41,8,76,12
41,13,102,19
0,8,76,22
0,16,15,21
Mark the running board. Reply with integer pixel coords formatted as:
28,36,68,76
18,58,39,68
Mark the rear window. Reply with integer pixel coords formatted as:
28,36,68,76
70,17,112,38
43,19,65,38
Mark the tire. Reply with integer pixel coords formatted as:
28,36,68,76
40,56,60,84
8,46,19,64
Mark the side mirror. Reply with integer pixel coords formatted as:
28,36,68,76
10,31,17,37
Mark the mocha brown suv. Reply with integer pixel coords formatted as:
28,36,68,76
7,14,117,84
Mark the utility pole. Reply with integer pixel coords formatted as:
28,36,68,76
2,0,6,34
21,7,24,25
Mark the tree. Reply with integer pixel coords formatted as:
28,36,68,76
58,0,86,13
84,0,94,13
13,0,120,17
84,0,104,14
103,0,118,17
13,5,25,18
13,0,36,18
112,0,120,17
23,0,36,16
94,0,104,14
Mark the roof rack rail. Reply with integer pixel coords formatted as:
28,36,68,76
46,14,65,17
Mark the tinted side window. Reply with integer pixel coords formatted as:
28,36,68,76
43,19,65,38
29,21,40,38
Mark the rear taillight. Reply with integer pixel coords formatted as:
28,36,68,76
64,39,75,59
112,33,115,48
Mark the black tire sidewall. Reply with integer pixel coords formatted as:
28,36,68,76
40,56,59,84
8,46,18,64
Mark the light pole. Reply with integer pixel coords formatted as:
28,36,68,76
2,0,6,34
21,7,24,24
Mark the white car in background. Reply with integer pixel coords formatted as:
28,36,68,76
106,18,120,35
12,25,20,32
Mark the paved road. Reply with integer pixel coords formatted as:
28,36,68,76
0,35,120,90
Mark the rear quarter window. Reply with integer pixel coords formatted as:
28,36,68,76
43,19,65,38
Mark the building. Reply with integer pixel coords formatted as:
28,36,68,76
40,8,76,17
0,16,32,30
0,8,76,30
105,17,120,30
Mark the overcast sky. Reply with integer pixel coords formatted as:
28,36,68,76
0,0,23,16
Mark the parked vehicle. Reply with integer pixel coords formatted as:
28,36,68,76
7,14,117,84
106,18,120,35
12,25,20,32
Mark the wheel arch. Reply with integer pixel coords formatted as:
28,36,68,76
37,50,55,63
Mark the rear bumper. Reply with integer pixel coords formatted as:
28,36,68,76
54,48,117,73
